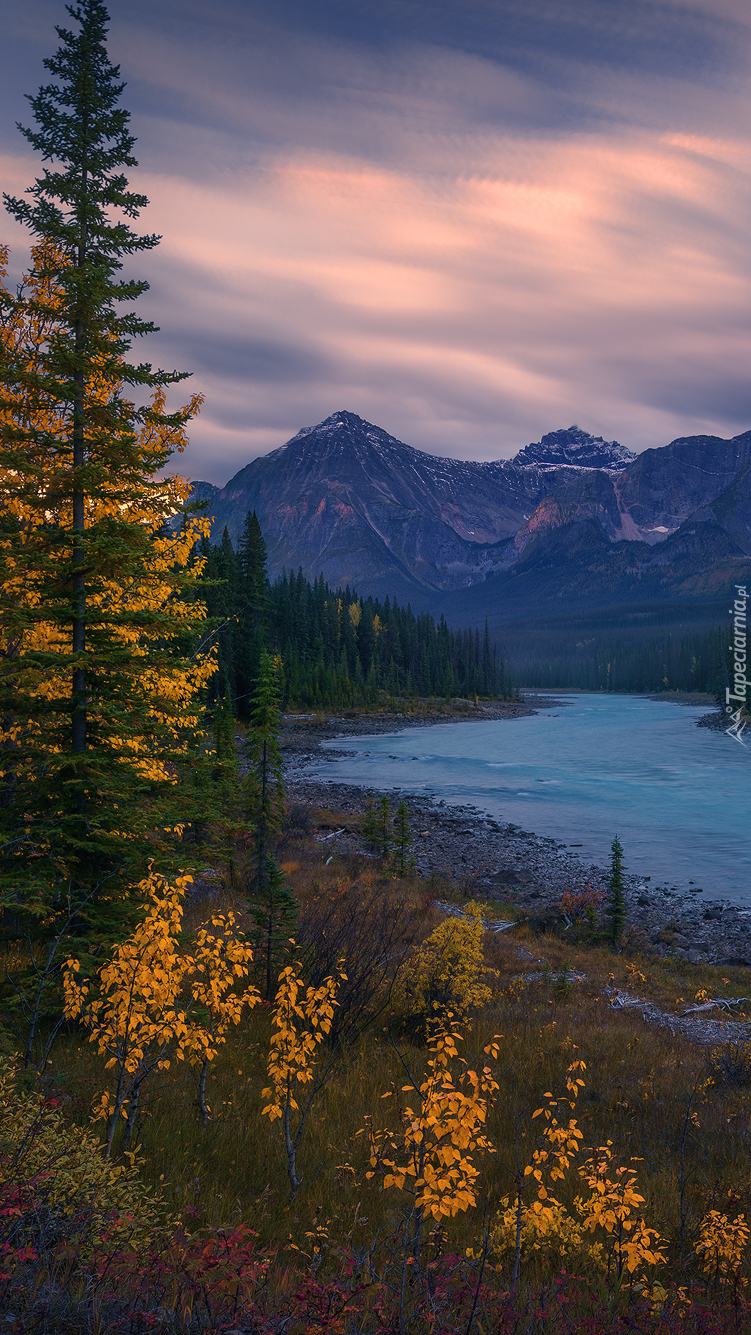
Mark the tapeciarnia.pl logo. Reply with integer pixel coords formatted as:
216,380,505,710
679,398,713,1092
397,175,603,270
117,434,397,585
726,583,748,745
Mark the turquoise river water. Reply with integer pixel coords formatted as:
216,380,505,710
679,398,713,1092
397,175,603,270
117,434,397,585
307,694,751,906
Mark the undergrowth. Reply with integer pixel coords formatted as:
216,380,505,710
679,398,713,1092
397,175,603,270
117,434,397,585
3,798,751,1332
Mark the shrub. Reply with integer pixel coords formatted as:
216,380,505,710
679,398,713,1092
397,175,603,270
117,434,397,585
297,877,422,1042
395,902,495,1021
0,1055,169,1262
708,1042,751,1088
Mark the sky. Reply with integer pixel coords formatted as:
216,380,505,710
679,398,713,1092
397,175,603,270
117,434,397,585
2,0,751,484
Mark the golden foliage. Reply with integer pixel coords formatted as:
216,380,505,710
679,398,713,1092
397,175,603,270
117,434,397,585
395,902,496,1020
0,241,215,789
695,1204,750,1284
493,1062,666,1288
0,1055,169,1252
261,965,343,1123
364,1019,501,1222
63,870,260,1149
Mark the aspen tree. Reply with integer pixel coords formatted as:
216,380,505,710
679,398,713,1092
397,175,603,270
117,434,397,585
261,963,344,1199
63,870,260,1154
363,1018,500,1263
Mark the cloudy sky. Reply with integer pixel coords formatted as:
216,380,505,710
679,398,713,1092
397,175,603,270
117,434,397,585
2,0,751,483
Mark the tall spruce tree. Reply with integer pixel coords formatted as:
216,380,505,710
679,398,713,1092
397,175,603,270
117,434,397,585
244,652,285,898
249,855,297,1002
0,0,214,942
606,835,627,949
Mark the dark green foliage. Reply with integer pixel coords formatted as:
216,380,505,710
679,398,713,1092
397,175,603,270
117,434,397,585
392,800,416,877
201,524,513,711
244,652,285,913
500,604,732,699
0,0,210,947
376,796,391,861
361,798,381,856
211,675,237,800
247,855,297,1002
362,795,412,866
234,512,270,717
606,835,626,949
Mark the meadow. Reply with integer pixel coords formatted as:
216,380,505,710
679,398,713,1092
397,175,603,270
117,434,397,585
6,792,751,1333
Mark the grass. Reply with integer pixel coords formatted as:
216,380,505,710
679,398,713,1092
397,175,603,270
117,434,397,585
28,793,751,1297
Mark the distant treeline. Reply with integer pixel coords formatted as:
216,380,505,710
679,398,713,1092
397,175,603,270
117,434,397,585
200,515,512,712
505,619,731,699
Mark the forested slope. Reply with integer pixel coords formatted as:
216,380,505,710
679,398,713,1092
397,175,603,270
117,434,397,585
200,514,513,711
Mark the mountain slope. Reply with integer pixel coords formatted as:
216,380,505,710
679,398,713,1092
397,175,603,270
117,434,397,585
190,412,632,598
513,430,751,554
188,411,751,621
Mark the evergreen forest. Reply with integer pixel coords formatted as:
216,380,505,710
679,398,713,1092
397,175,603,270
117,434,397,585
200,513,513,712
496,604,732,699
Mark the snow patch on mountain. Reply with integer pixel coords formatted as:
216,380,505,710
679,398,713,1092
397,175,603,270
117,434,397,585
512,426,635,472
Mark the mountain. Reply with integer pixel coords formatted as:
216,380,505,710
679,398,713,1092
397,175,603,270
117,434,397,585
189,412,633,601
512,425,635,471
512,431,751,557
188,410,751,622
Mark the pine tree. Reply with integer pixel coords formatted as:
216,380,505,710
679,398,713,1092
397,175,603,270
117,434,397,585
361,797,380,855
392,799,416,877
248,855,298,1002
0,2,214,942
378,795,392,860
235,510,269,715
211,673,237,800
606,835,627,949
244,652,285,900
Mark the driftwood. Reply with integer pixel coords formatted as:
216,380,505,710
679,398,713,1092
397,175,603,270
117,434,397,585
434,901,516,933
607,987,751,1047
678,996,751,1016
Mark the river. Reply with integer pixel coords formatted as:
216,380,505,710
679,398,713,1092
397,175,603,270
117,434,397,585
305,694,751,906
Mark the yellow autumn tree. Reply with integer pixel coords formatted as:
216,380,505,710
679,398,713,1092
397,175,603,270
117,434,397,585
363,1018,501,1260
395,903,496,1022
262,963,345,1199
0,238,218,1073
493,1063,666,1291
63,870,260,1155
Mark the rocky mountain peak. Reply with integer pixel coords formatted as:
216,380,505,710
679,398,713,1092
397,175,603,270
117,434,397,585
512,426,636,472
287,410,394,450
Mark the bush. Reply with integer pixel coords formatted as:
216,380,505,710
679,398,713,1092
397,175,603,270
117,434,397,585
0,1055,169,1261
708,1042,751,1087
395,902,496,1021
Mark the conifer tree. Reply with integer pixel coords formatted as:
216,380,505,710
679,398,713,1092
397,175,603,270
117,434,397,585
0,1,214,942
392,799,416,877
362,794,392,861
248,855,298,1002
606,835,627,949
244,652,285,897
211,673,237,801
235,509,269,714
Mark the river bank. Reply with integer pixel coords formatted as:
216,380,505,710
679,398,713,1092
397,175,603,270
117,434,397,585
282,696,751,969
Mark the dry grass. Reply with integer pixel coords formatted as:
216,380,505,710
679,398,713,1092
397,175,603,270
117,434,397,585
23,796,751,1285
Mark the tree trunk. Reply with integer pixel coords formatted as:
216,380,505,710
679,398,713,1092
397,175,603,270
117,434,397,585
71,152,88,758
71,319,86,755
284,1073,300,1199
123,1078,143,1149
198,1057,210,1126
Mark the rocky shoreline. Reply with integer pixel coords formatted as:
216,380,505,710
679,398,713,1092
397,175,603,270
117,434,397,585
282,697,751,970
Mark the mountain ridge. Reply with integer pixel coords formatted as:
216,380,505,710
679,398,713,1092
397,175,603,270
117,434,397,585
187,410,751,620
